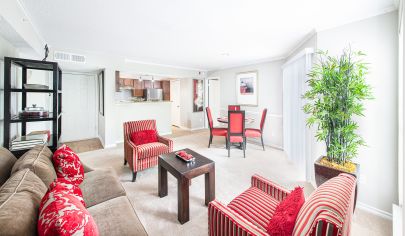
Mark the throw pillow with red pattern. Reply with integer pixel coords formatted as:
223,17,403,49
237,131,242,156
47,178,86,207
130,129,158,146
267,187,305,235
53,145,84,186
38,188,98,236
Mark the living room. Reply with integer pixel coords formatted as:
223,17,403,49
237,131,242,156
0,0,404,235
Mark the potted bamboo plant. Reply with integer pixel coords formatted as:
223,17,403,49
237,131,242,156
303,49,372,190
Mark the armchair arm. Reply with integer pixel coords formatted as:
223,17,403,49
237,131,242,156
157,135,173,152
251,174,291,202
124,138,139,171
208,201,268,236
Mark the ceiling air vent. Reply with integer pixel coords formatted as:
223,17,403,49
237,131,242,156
54,51,86,63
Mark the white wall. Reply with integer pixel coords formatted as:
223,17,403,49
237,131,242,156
0,34,17,147
208,60,284,148
317,11,398,215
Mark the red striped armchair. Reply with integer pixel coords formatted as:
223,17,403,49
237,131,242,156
123,120,173,182
208,173,356,236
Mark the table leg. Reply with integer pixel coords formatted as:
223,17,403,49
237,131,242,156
178,176,190,224
158,164,168,198
205,166,215,206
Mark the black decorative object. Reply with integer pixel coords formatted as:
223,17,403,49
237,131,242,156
42,44,49,61
3,57,62,157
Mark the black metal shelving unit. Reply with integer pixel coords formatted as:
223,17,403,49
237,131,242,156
3,57,62,157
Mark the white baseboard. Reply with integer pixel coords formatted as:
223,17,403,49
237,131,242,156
97,135,105,148
357,202,393,220
104,143,117,149
190,127,205,131
246,138,283,150
393,204,403,236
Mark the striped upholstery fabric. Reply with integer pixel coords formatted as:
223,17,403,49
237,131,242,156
251,174,291,201
123,120,173,174
228,187,279,230
137,142,169,159
292,174,356,236
208,201,268,236
209,174,356,236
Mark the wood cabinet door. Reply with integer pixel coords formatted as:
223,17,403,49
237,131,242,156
144,80,152,88
153,81,162,89
123,79,133,86
162,81,170,101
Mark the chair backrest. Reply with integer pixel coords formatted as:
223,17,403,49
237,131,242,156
260,108,268,131
293,173,357,236
206,107,214,130
228,105,241,111
227,110,245,137
123,120,157,139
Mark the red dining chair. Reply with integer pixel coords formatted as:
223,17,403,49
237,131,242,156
227,110,246,158
206,107,228,148
245,108,267,150
228,105,241,111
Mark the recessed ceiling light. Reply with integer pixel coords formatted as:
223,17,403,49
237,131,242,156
221,53,230,56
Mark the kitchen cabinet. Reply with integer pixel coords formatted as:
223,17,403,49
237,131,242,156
132,79,144,97
153,81,162,89
162,81,170,101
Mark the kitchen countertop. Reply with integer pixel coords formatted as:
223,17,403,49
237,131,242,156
116,100,172,104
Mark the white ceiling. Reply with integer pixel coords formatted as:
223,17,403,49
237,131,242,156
19,0,396,71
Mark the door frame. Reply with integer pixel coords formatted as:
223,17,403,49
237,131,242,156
170,79,181,127
61,71,98,142
205,77,220,128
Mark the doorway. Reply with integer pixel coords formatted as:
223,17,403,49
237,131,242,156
207,78,220,127
170,79,181,127
61,72,97,142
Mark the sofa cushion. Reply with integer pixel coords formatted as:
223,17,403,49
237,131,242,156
293,174,357,236
0,147,17,186
11,145,56,187
87,196,147,236
267,187,305,235
0,168,47,235
228,187,279,231
137,142,169,159
53,144,84,185
38,188,99,236
80,168,126,207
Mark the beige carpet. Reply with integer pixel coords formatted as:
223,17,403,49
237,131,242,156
79,130,392,236
63,138,103,153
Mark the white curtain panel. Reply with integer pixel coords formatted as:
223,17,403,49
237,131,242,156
282,50,313,181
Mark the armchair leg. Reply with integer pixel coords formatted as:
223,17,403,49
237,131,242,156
243,138,246,158
124,159,127,166
132,172,137,182
227,139,230,157
208,134,213,148
261,136,265,151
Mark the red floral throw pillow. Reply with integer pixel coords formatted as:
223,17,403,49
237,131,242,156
267,187,305,235
38,188,98,236
130,129,158,146
48,178,86,207
52,145,84,186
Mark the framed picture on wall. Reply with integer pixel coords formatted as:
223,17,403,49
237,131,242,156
98,70,105,115
193,79,204,112
236,71,258,106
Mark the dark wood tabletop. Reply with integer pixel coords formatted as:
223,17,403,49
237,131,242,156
158,148,215,224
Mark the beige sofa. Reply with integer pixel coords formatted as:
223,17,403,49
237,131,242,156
0,145,148,236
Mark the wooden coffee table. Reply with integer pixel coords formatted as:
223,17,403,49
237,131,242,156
158,148,215,224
